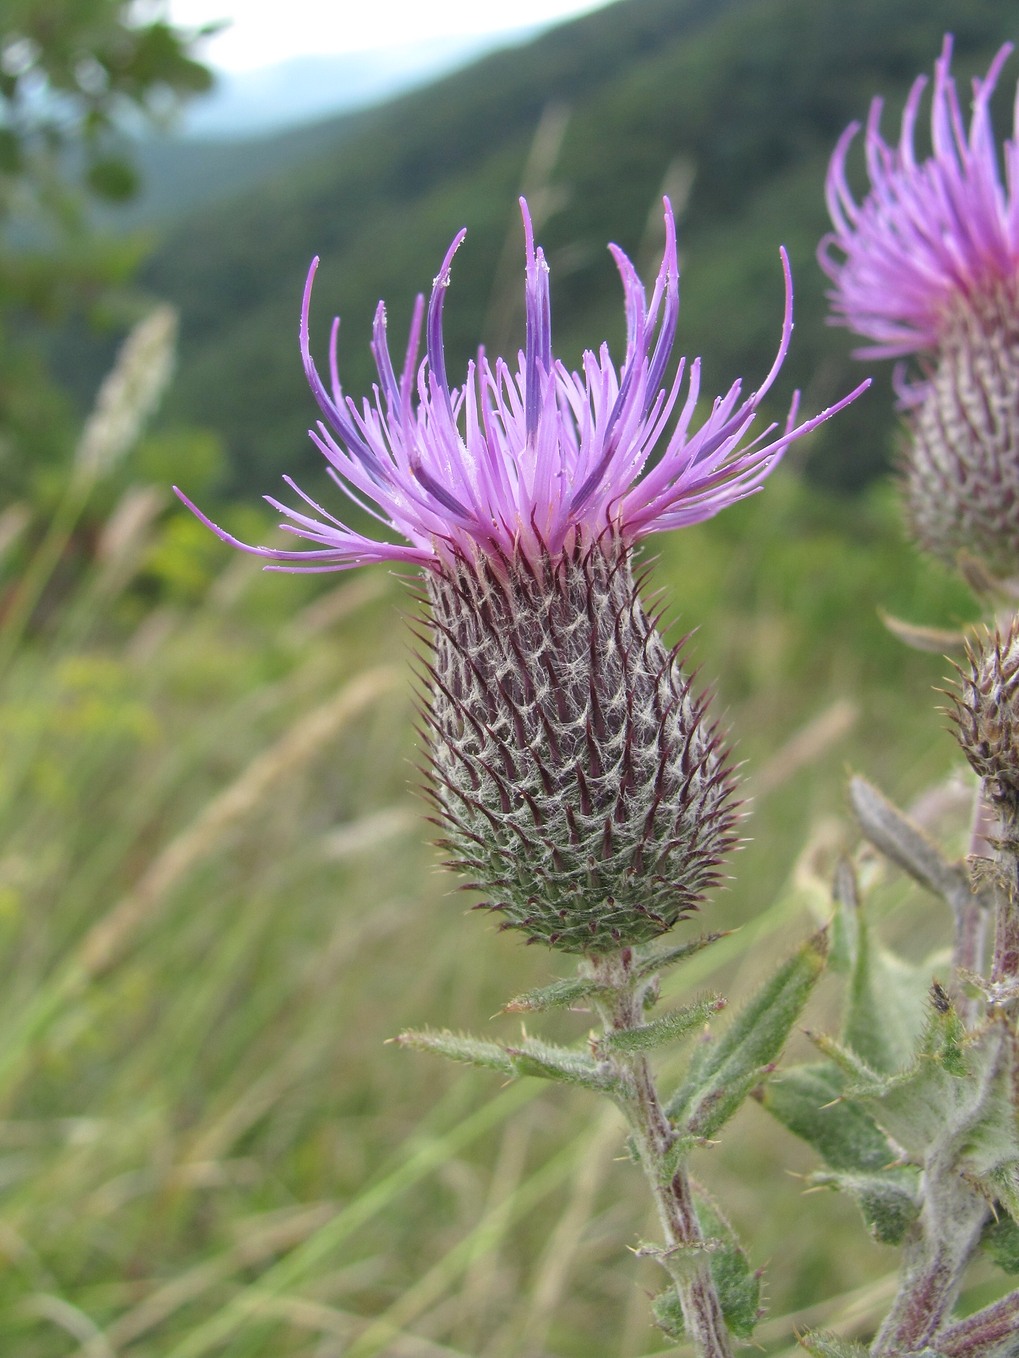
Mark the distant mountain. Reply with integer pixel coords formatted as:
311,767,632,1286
180,33,542,139
124,0,1015,500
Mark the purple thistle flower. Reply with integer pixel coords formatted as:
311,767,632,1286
177,199,862,573
821,37,1019,575
821,36,1019,364
180,202,863,953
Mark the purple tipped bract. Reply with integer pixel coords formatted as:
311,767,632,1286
177,199,864,572
820,36,1019,363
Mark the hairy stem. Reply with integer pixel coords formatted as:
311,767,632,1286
869,1148,987,1356
956,784,993,1024
935,1286,1019,1357
591,950,734,1358
990,798,1019,991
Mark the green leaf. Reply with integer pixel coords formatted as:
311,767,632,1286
86,155,140,202
397,1027,622,1093
849,776,974,913
980,1214,1019,1274
596,994,724,1055
761,1063,919,1243
647,1195,761,1342
503,975,612,1013
798,1327,870,1356
809,1032,885,1085
827,856,860,976
696,1193,761,1338
666,929,827,1139
848,1016,1019,1218
984,1163,1019,1223
394,1028,518,1077
842,894,928,1075
632,931,730,980
812,1169,919,1245
761,1064,895,1173
504,1036,621,1093
650,1285,686,1340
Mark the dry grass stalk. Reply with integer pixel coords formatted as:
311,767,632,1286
77,665,399,979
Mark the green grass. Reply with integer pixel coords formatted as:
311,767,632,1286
0,396,989,1356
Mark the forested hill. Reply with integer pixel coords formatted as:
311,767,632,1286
136,0,1016,499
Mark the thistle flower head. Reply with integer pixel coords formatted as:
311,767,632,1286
180,202,864,954
821,36,1019,362
821,37,1019,575
951,617,1019,805
178,198,863,573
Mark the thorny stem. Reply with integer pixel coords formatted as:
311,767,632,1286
590,950,734,1358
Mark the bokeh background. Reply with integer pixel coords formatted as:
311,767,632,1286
0,1,1014,1353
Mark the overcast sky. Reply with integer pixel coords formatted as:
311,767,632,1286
165,0,618,70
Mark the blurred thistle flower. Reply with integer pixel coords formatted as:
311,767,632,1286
821,36,1019,577
179,200,863,952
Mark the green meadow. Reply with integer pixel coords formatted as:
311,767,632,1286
0,438,981,1354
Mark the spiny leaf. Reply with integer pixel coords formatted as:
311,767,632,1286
760,1063,896,1173
696,1191,762,1338
849,775,973,910
808,1031,885,1085
851,1016,1019,1179
798,1331,871,1357
811,1168,919,1245
503,975,612,1013
394,1028,518,1077
650,1284,686,1340
760,1063,919,1243
980,1214,1019,1274
828,855,861,975
985,1163,1019,1223
596,994,724,1055
504,1036,622,1093
396,1028,621,1093
666,929,828,1139
632,931,731,980
832,852,930,1074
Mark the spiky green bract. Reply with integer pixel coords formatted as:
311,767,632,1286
423,538,738,953
950,618,1019,805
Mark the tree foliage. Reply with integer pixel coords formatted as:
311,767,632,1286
0,1,212,498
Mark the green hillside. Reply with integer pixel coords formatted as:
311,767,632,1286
135,0,1015,500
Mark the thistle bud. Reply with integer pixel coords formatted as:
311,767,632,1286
424,542,736,952
905,287,1019,576
951,618,1019,804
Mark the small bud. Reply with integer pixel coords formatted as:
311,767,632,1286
951,618,1019,803
424,541,738,953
